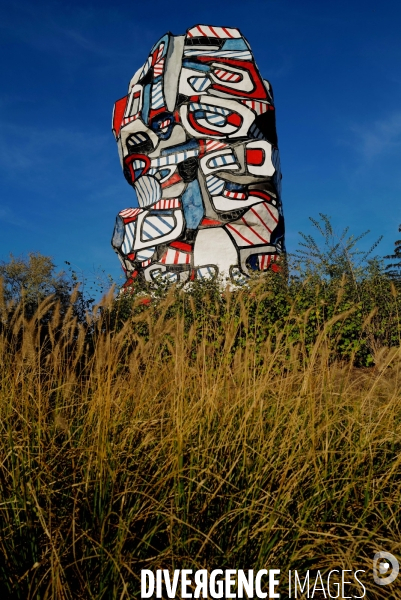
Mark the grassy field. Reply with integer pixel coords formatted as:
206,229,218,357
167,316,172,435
1,278,401,599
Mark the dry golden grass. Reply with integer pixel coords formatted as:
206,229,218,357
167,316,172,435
1,286,401,599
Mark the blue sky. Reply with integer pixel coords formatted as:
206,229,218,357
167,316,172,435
1,0,400,285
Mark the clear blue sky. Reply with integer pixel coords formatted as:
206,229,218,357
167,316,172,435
1,0,400,285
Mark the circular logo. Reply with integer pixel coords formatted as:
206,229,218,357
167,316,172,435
373,552,399,586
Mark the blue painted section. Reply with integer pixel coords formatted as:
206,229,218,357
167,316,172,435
161,138,199,156
182,60,210,72
111,216,124,249
247,254,260,271
181,179,204,229
225,181,247,191
221,38,248,51
142,84,151,124
151,112,174,140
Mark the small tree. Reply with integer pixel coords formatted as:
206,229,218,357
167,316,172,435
0,252,88,321
385,224,401,280
293,213,383,282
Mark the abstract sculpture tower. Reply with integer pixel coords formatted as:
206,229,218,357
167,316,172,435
112,25,285,287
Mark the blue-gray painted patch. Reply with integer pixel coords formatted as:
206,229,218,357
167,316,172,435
181,179,204,230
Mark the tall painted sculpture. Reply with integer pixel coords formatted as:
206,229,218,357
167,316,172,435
111,25,285,287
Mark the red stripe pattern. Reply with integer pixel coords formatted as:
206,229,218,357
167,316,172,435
223,190,247,200
156,44,164,62
119,208,142,219
206,139,227,152
241,100,274,115
152,199,181,210
225,202,279,247
121,114,140,127
160,249,191,265
199,139,228,157
186,25,241,39
153,58,165,77
214,69,242,83
258,254,278,270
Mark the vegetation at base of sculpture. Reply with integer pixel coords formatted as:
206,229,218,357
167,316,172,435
2,221,401,598
111,25,284,289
